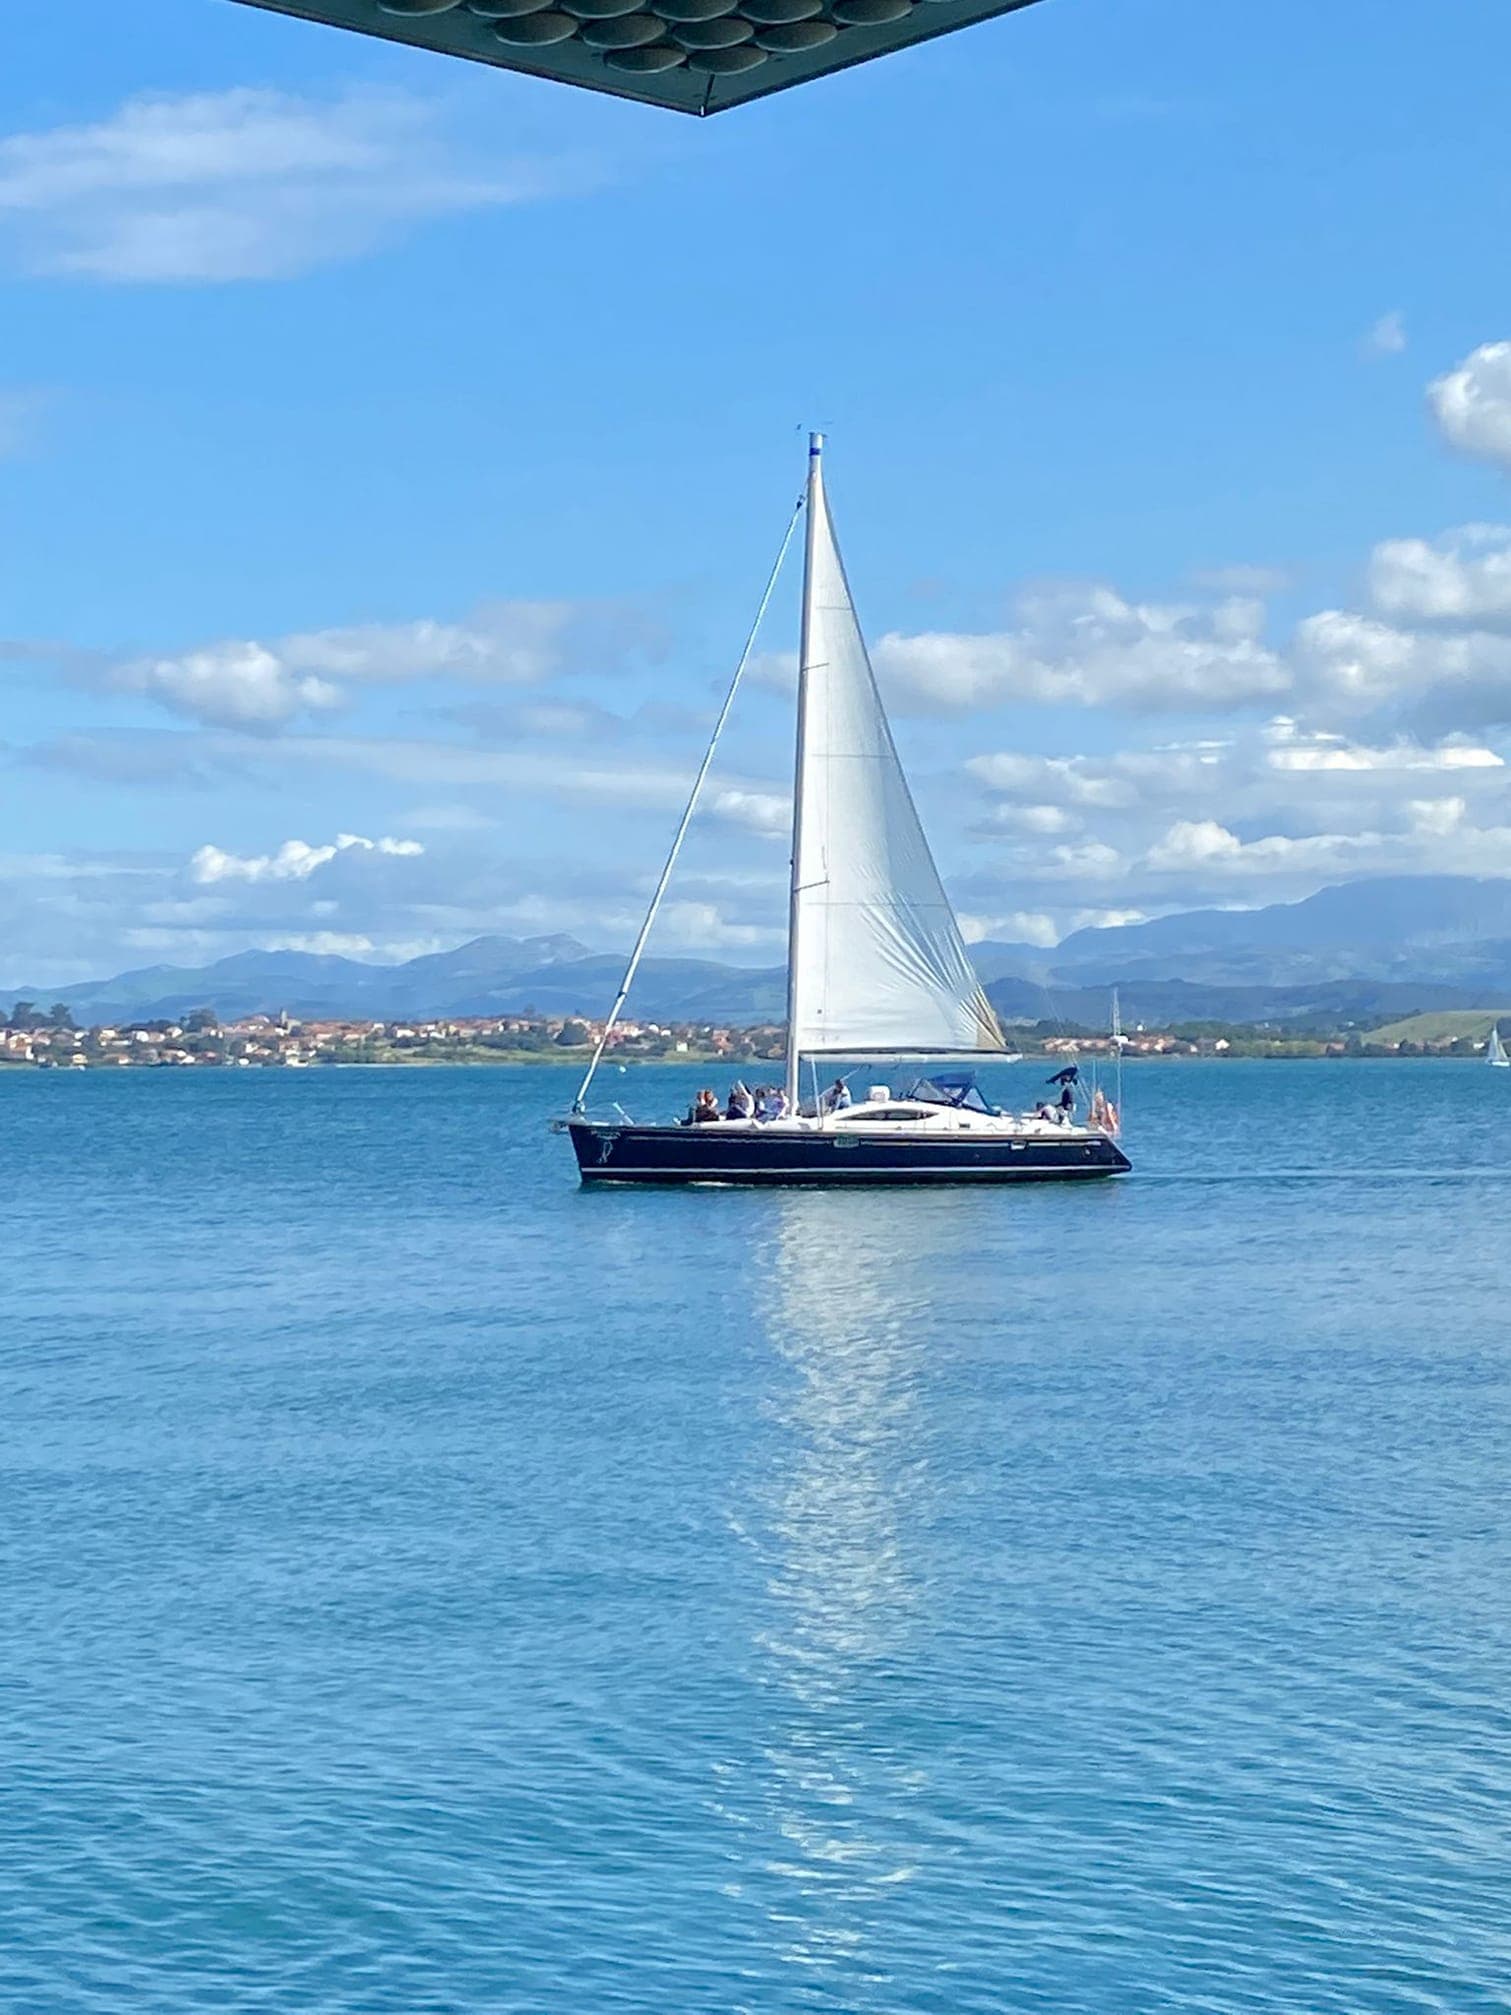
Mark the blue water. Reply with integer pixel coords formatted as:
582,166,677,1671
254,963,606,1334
4,1060,1510,2013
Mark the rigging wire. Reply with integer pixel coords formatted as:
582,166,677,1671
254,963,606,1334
571,490,807,1115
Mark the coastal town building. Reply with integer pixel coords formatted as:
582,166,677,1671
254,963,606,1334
0,1005,1486,1068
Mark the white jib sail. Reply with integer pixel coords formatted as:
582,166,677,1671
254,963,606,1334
1489,1023,1508,1065
786,439,1006,1059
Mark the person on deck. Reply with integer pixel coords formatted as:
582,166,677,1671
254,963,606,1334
757,1086,788,1121
691,1088,721,1124
726,1082,754,1120
821,1078,851,1114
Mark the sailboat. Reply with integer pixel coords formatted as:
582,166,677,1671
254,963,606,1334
561,436,1131,1186
1489,1023,1509,1068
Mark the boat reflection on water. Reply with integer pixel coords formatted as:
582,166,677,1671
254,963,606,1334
720,1193,966,1994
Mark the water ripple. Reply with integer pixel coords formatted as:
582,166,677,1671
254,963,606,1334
2,1061,1510,2012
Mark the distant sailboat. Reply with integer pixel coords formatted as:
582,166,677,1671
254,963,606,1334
1489,1022,1509,1068
560,437,1131,1186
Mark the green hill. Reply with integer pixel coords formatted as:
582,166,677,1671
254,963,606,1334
1368,1009,1509,1047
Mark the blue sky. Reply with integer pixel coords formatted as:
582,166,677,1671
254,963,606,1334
5,0,1511,983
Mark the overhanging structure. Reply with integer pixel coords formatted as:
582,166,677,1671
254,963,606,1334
229,0,1044,115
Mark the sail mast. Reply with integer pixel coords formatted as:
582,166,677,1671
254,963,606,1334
784,432,823,1114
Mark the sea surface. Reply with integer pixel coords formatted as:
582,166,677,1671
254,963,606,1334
3,1059,1510,2014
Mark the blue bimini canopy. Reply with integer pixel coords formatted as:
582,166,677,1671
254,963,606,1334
910,1070,1005,1113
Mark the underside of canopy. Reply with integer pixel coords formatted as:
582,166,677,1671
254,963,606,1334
229,0,1044,117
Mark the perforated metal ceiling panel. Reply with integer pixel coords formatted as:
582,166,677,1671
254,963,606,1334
229,0,1044,114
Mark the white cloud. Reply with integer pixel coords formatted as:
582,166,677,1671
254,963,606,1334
104,602,617,731
1143,819,1242,871
968,752,1128,805
1038,840,1126,882
1294,608,1511,723
705,787,790,837
0,830,799,987
968,746,1222,810
1429,342,1511,471
269,734,694,806
1072,907,1150,933
1407,795,1465,837
875,584,1290,714
113,642,343,731
1263,718,1503,772
961,906,1143,944
1144,819,1370,878
190,833,424,885
1368,526,1511,626
958,910,1059,947
261,932,379,957
1296,608,1450,709
0,87,563,283
956,904,1153,949
1137,796,1511,892
1362,311,1407,358
958,703,1511,915
982,802,1082,835
24,332,1511,967
229,731,791,828
390,881,783,956
279,605,579,685
651,901,783,951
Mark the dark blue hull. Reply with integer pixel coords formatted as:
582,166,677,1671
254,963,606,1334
568,1121,1131,1186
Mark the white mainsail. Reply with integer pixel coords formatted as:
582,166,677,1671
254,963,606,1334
1489,1023,1508,1067
784,436,1006,1082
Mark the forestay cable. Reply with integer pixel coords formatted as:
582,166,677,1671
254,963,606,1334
572,492,806,1114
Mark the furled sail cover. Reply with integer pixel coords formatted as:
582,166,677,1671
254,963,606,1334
790,467,1006,1057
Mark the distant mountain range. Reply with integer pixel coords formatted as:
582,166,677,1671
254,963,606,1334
6,876,1511,1031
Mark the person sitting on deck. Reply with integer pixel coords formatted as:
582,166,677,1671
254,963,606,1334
821,1077,851,1114
726,1081,754,1120
756,1086,788,1121
691,1088,721,1124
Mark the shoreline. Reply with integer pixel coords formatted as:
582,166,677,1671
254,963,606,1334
0,1050,1494,1077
